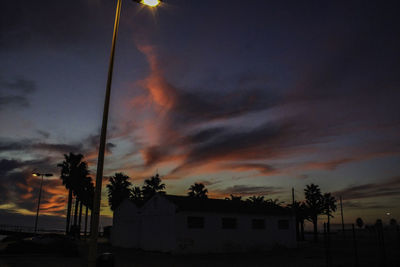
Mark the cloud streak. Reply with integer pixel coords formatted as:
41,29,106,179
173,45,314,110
333,176,400,201
125,42,400,181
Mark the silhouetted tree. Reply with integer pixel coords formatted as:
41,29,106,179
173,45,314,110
375,219,383,232
290,201,309,241
106,173,132,211
322,192,337,233
356,217,364,229
80,175,94,236
265,198,283,208
304,184,324,242
142,173,165,199
188,183,208,199
229,194,242,202
130,186,143,203
57,153,88,234
246,196,265,205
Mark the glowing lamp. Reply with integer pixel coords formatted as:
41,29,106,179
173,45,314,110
134,0,161,7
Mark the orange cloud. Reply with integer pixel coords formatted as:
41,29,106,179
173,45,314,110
137,45,176,111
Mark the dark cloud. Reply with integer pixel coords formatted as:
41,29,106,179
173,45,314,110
0,159,24,175
343,201,396,211
32,143,83,153
212,185,284,197
0,95,29,108
36,130,50,139
0,77,37,110
0,77,36,94
84,134,116,154
0,157,58,211
134,21,400,177
0,0,115,51
170,86,280,126
0,139,82,154
333,176,400,201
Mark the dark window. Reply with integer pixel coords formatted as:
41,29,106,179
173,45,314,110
278,219,289,230
252,219,265,229
187,216,204,229
222,217,237,229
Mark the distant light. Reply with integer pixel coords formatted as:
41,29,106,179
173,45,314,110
141,0,160,7
386,212,391,216
32,173,39,177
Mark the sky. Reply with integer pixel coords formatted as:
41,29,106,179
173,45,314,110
0,0,399,230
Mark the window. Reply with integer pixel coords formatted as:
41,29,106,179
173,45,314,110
187,216,204,229
252,219,265,229
278,219,289,230
222,217,237,229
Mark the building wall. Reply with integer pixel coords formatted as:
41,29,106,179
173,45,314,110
110,199,140,248
140,195,177,252
111,195,297,253
174,211,296,253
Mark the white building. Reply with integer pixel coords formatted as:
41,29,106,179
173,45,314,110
111,194,296,253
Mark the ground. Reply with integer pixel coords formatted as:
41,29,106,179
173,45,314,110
1,231,399,267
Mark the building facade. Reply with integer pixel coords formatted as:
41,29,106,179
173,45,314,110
111,194,296,253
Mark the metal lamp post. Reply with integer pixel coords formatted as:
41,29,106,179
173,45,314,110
88,0,162,265
33,172,53,233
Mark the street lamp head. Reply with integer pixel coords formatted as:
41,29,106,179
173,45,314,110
134,0,162,7
32,172,53,177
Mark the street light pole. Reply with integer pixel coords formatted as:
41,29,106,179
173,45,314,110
88,1,161,265
88,0,122,265
33,173,53,233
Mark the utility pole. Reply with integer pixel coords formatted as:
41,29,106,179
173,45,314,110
33,172,53,233
340,196,344,233
292,187,295,206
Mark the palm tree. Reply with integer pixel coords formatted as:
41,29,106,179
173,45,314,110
356,217,364,229
142,173,166,200
322,193,337,234
78,175,94,237
57,153,88,234
290,201,308,241
265,198,283,208
130,186,143,203
84,178,94,237
246,195,265,205
228,194,242,202
188,183,208,199
304,184,324,242
106,173,132,211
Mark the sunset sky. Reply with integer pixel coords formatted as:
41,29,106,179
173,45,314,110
0,0,399,229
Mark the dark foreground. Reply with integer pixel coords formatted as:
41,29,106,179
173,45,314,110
1,230,399,267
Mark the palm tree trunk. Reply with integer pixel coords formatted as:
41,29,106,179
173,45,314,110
327,209,330,234
74,198,79,226
66,189,73,234
300,220,305,241
84,205,88,237
78,200,83,235
313,216,318,242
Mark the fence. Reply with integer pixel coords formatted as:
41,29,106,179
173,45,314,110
320,223,400,267
0,224,64,234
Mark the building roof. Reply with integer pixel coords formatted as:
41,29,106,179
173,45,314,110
163,195,292,216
